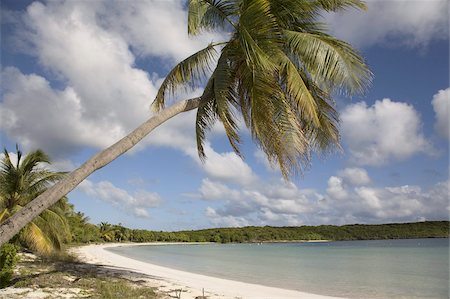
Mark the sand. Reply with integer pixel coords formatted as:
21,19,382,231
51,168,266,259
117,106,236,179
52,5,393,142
72,242,344,299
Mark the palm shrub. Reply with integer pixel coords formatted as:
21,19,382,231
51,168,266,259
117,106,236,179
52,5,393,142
0,147,71,255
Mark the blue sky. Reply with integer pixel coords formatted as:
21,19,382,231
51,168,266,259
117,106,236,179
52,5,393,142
1,0,449,231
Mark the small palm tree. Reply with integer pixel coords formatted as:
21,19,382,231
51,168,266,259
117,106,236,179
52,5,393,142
0,0,372,245
0,147,71,255
99,222,115,242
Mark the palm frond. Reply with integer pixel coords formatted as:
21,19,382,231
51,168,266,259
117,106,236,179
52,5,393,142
238,0,280,71
0,209,10,223
297,75,340,153
19,149,50,175
285,30,372,95
21,222,53,255
277,53,321,126
268,0,318,29
196,79,219,160
314,0,367,12
188,0,238,35
39,209,71,249
249,71,310,177
152,43,218,111
213,52,241,155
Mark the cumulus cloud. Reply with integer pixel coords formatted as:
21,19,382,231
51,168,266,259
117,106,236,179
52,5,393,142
0,67,127,157
206,207,251,227
199,145,257,185
1,1,225,156
341,99,431,165
94,0,224,62
1,0,159,156
201,178,324,227
338,167,371,185
326,176,348,200
199,178,241,201
199,169,449,227
0,0,255,184
254,148,278,172
432,88,449,139
78,180,161,218
325,0,449,48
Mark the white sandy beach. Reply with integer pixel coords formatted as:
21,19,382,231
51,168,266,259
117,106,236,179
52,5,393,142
72,243,344,299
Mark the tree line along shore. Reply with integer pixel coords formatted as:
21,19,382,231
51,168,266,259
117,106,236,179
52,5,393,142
72,216,449,244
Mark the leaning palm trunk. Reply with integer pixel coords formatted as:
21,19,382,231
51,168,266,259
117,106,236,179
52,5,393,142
0,98,200,246
0,0,372,247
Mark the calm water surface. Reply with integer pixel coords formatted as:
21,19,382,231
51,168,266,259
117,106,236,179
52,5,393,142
107,238,449,298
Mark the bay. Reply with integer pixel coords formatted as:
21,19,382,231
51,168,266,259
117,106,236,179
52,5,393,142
107,238,449,298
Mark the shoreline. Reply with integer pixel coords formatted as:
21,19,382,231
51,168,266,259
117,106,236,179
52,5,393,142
71,242,343,299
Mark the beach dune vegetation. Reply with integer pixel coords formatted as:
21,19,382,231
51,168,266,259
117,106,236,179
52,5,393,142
0,0,372,246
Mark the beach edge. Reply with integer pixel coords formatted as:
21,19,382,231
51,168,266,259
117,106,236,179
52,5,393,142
71,242,343,299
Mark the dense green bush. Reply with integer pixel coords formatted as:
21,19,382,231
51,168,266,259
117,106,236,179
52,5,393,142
0,243,19,288
89,221,450,244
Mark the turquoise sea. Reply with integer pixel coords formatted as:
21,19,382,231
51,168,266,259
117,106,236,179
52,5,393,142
107,238,449,298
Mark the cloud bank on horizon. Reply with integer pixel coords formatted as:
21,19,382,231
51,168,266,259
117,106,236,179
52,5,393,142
1,0,448,230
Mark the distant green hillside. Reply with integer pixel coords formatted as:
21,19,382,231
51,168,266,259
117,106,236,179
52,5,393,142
175,221,449,243
68,213,448,244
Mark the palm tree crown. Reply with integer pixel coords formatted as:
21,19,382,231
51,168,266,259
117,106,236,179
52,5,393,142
153,0,372,178
0,147,70,255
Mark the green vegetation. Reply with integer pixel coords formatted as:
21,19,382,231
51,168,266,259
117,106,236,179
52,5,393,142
0,147,71,255
65,220,449,244
0,244,19,288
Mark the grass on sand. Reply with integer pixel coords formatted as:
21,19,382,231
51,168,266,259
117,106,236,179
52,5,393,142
3,251,159,299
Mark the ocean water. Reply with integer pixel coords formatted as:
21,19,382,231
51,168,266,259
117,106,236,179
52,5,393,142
107,238,449,298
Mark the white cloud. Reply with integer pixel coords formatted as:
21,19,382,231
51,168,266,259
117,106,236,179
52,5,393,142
326,176,348,200
78,179,161,218
95,0,225,62
325,0,448,48
2,0,160,157
254,148,278,172
338,167,371,185
200,169,449,227
206,207,251,227
0,67,124,157
432,88,449,139
199,178,241,201
341,99,431,165
0,1,225,156
199,145,257,186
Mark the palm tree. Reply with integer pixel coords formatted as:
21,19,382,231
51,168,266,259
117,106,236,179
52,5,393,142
0,147,71,255
99,222,116,242
0,0,372,246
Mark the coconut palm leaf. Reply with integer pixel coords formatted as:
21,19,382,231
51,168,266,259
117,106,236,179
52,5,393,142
153,43,218,110
196,78,219,160
315,0,367,11
284,30,372,95
0,209,10,223
21,221,53,255
188,0,238,35
186,0,371,177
